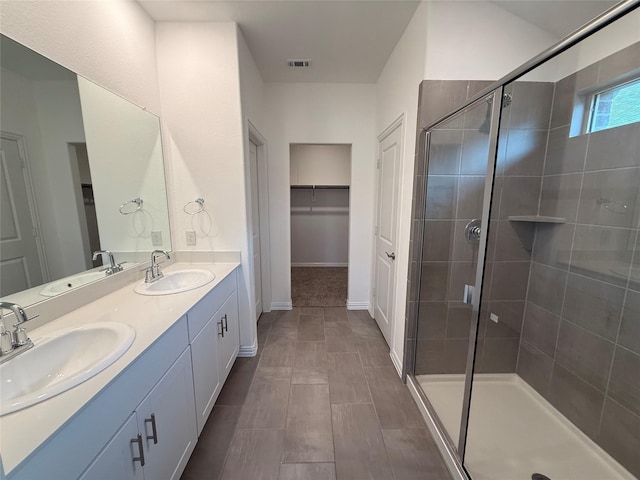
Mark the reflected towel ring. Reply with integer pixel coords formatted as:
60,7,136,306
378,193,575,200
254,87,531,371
184,198,205,215
119,197,143,215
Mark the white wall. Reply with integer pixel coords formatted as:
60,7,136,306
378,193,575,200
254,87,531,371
264,83,376,309
155,22,256,353
549,8,640,81
423,1,558,81
374,1,429,372
290,144,351,185
0,0,161,114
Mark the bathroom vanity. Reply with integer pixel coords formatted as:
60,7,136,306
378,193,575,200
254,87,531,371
0,261,241,480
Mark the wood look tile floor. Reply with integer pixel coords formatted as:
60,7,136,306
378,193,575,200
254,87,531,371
180,308,451,480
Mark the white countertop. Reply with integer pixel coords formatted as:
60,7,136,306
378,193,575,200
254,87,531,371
0,261,239,475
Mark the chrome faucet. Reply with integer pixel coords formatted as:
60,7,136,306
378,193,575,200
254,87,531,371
145,250,171,283
93,250,124,275
0,301,35,363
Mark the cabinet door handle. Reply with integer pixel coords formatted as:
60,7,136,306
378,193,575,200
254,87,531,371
131,434,145,466
223,314,228,332
218,319,225,338
145,413,158,444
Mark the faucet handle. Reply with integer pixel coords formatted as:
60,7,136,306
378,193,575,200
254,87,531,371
13,326,30,347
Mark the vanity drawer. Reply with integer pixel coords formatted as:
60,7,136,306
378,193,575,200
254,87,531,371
186,270,236,341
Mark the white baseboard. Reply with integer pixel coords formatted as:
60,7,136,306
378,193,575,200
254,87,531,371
390,349,403,376
346,301,369,310
238,342,257,357
271,301,292,310
291,262,348,267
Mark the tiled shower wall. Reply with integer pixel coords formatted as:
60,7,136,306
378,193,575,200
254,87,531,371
406,80,550,377
407,79,492,377
405,41,640,477
516,42,640,477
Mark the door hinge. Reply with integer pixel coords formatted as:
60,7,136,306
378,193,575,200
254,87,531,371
372,288,376,297
377,158,381,169
32,227,38,237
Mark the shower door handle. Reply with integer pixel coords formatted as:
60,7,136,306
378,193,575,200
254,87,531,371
463,284,475,305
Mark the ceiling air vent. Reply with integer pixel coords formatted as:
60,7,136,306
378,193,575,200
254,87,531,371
287,59,311,68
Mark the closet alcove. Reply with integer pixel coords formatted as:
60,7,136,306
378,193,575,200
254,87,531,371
289,144,351,307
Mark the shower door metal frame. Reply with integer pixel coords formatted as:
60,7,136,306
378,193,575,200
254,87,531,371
457,87,503,460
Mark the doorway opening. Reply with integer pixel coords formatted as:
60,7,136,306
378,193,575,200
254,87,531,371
290,143,350,307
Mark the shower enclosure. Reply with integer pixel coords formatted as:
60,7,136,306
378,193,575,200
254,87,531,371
406,2,640,480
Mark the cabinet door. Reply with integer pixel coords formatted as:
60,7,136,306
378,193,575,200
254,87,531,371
136,348,197,480
217,292,240,382
191,315,222,435
79,413,144,480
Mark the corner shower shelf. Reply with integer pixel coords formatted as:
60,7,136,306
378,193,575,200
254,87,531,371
508,215,566,224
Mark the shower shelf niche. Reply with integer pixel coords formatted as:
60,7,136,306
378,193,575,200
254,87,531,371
507,215,566,224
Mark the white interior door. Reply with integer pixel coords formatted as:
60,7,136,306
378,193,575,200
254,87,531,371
374,122,402,346
250,141,263,319
0,136,44,296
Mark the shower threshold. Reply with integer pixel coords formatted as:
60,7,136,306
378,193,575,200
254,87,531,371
416,374,634,480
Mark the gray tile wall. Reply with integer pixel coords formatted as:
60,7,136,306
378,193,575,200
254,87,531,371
409,80,496,377
515,42,640,477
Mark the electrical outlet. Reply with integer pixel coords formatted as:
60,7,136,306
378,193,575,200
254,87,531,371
490,313,499,324
151,231,163,246
186,231,197,245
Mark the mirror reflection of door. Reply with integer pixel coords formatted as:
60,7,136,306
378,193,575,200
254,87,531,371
68,142,101,269
0,135,45,296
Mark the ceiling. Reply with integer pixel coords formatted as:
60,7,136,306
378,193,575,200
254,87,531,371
138,0,619,83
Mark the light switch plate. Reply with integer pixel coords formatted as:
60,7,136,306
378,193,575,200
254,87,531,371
186,231,197,245
490,313,499,324
151,231,163,246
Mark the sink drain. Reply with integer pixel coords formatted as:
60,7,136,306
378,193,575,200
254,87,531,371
532,474,551,480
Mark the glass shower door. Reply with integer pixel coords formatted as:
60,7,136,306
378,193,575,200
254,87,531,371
414,89,501,454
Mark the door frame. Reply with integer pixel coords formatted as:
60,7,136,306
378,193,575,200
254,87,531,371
1,131,49,283
372,114,405,346
247,121,272,313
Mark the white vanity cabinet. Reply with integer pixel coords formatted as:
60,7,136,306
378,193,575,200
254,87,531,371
5,265,242,480
80,348,197,480
187,269,239,434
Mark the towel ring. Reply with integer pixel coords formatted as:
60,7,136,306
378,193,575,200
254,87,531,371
184,198,205,215
119,197,143,215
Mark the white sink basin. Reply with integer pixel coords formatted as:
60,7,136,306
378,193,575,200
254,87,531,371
0,322,135,416
39,270,106,297
134,269,215,296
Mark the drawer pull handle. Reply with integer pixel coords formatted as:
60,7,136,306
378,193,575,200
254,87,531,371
145,413,158,444
131,434,145,466
218,319,225,338
222,314,228,332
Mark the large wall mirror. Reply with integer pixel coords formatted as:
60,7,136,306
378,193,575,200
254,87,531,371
0,34,172,308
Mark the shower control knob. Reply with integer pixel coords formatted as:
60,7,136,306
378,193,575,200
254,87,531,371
465,219,482,244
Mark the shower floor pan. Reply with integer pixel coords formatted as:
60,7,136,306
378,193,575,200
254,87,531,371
416,374,634,480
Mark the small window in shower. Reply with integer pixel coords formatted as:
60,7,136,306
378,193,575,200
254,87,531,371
586,76,640,133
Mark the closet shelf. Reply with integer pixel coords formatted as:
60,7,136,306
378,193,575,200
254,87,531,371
508,215,566,224
291,206,349,214
290,184,349,190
